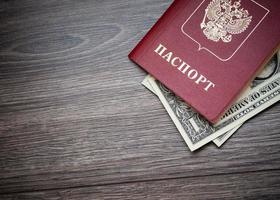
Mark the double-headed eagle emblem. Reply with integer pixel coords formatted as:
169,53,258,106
201,0,252,43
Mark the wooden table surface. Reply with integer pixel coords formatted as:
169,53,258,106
0,0,279,199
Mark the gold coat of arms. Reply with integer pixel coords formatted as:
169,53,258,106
200,0,252,43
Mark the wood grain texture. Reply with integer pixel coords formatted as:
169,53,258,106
1,170,280,200
0,0,279,198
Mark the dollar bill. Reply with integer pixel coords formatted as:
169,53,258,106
214,51,280,146
144,50,280,151
142,75,156,94
142,75,242,147
212,124,243,147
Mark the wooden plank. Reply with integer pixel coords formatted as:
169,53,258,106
0,0,279,195
1,170,280,199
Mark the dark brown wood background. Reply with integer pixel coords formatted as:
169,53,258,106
0,0,279,199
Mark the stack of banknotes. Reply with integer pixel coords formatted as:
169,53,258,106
142,50,280,151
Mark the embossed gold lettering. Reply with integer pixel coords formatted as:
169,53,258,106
154,44,216,92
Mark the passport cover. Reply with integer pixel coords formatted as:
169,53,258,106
129,0,280,123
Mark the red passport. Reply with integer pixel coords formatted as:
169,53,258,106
129,0,280,123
